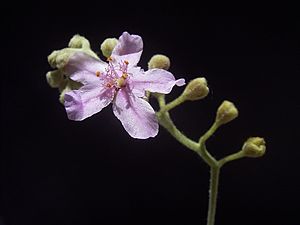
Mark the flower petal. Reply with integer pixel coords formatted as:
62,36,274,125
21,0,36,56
112,88,158,139
131,68,185,94
64,84,115,121
64,52,107,85
111,32,143,66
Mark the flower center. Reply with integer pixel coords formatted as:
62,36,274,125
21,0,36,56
95,58,130,89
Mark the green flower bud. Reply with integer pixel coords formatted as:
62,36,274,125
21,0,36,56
148,54,170,70
55,50,74,69
47,35,97,104
59,79,82,104
48,50,60,68
181,77,209,101
68,34,91,49
48,36,99,70
242,137,266,158
47,49,76,69
215,100,238,125
100,38,118,58
46,70,64,88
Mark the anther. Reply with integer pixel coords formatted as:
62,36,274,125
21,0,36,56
124,60,129,65
96,71,101,77
121,73,128,79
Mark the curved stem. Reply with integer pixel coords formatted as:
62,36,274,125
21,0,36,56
156,94,199,152
160,95,185,113
199,122,219,144
207,166,220,225
156,111,200,152
155,94,222,225
218,150,245,167
198,122,220,167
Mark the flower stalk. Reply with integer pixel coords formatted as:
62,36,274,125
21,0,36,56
155,86,265,225
207,166,220,225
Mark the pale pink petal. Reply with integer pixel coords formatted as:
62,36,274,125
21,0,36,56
175,78,186,86
64,52,107,85
130,68,186,94
64,84,115,121
111,32,143,66
127,67,146,97
112,88,158,139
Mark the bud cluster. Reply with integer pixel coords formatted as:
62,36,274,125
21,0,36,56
46,35,97,103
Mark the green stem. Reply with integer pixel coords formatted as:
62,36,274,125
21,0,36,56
198,122,219,167
218,150,245,167
155,94,242,225
207,166,220,225
199,122,219,144
156,111,200,152
157,94,166,107
160,95,185,113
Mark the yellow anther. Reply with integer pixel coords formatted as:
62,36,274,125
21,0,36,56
96,71,101,77
122,73,128,79
117,77,126,88
124,60,129,65
107,56,113,61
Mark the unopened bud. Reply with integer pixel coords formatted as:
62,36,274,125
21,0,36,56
181,77,209,101
48,49,75,69
48,50,60,68
242,137,266,158
68,34,91,49
216,100,238,125
55,51,73,69
101,38,118,58
48,36,99,70
59,79,82,104
148,54,170,70
46,70,64,88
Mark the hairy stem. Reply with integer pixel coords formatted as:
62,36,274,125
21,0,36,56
160,95,185,113
207,166,220,225
156,111,200,152
218,150,245,167
155,94,236,225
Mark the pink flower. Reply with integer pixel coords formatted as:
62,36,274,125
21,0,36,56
63,32,185,139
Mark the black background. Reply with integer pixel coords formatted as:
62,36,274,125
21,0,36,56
2,2,300,225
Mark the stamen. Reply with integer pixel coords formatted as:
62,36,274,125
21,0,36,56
96,71,101,77
102,57,130,90
122,73,128,79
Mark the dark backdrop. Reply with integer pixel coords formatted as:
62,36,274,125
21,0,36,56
2,3,299,225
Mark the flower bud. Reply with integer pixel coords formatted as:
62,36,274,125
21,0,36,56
47,49,75,69
148,54,170,70
59,79,82,104
181,77,209,101
48,50,60,68
48,36,99,70
55,51,73,69
215,100,238,125
242,137,266,158
47,35,97,104
46,70,64,88
100,38,118,58
68,34,91,49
